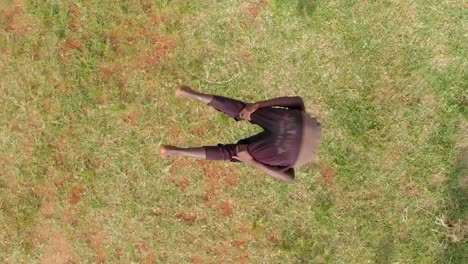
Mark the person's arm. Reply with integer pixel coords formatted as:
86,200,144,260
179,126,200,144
239,96,305,120
233,145,295,182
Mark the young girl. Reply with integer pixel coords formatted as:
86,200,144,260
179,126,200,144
160,86,321,182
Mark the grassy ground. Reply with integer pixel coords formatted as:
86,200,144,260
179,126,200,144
1,0,466,263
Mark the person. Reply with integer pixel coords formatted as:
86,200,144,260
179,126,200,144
160,86,321,182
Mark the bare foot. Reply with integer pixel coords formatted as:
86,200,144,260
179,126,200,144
175,85,195,98
160,145,178,158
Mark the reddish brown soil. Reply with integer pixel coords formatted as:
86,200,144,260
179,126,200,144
171,177,191,192
268,231,280,244
237,254,250,264
70,186,85,205
108,30,126,55
60,210,79,226
144,252,157,264
124,110,140,125
100,66,115,82
32,181,56,199
320,167,336,186
176,211,197,224
247,5,261,18
1,2,34,36
64,38,83,51
137,241,150,254
191,255,204,264
41,232,78,264
88,231,107,263
34,224,53,244
41,201,55,218
232,240,246,249
68,3,80,31
136,35,178,68
243,0,269,19
218,200,234,217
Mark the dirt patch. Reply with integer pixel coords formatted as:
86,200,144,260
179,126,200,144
431,45,454,69
151,206,165,217
319,167,336,194
136,35,178,69
418,194,436,209
242,0,269,19
88,232,107,263
232,240,247,249
218,200,234,217
171,176,191,192
140,10,164,36
58,38,83,65
214,243,230,255
68,2,80,31
204,179,221,205
61,210,79,226
237,47,255,64
170,159,199,176
41,232,78,264
238,222,253,235
138,0,153,12
1,1,34,36
0,154,14,166
149,10,164,25
123,110,140,125
191,255,204,264
363,191,379,201
144,252,156,264
432,55,453,69
268,231,280,244
444,218,467,243
399,180,420,198
35,224,53,244
41,201,55,218
44,100,61,116
246,5,261,18
176,211,197,224
205,163,240,188
107,30,126,55
193,123,214,136
64,38,83,51
203,164,240,207
32,181,56,199
137,241,150,254
224,171,240,187
70,186,85,205
167,128,182,138
236,254,250,264
99,66,117,83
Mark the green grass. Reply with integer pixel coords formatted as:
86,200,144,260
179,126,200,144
1,0,466,263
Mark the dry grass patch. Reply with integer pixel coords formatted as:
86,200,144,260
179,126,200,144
40,232,78,264
0,0,34,36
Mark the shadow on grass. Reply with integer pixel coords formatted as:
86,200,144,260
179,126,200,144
297,0,318,17
439,147,468,263
374,232,396,264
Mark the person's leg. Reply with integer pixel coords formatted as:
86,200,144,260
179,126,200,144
160,145,206,159
176,85,246,121
161,143,242,162
176,86,213,104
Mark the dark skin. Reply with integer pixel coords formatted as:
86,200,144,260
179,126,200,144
160,86,299,182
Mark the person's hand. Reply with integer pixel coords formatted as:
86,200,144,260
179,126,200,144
239,103,260,121
233,144,254,162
